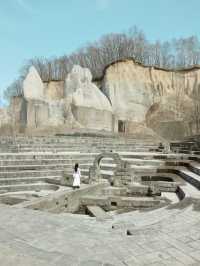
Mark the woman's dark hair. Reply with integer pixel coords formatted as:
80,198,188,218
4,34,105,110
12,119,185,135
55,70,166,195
74,163,79,172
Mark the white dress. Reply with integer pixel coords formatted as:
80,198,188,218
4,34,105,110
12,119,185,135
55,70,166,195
73,168,81,187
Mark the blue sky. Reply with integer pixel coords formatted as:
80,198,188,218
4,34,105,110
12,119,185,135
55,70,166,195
0,0,200,101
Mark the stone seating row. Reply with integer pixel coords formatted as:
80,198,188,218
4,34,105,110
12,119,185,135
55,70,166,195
0,133,199,202
0,135,161,154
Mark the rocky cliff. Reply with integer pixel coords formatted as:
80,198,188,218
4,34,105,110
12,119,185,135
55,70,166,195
101,59,199,138
2,59,200,139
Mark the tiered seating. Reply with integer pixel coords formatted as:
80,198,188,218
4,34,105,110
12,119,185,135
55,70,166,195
1,134,200,206
0,135,162,202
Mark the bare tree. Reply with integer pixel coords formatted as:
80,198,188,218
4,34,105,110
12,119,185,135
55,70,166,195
4,26,200,100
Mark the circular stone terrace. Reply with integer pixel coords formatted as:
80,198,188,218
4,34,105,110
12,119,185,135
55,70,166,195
0,134,200,266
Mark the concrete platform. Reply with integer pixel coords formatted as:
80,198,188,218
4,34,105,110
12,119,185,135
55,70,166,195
0,199,200,265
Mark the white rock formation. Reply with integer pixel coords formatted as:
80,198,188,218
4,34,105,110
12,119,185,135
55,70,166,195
65,65,111,111
23,66,44,100
65,65,113,131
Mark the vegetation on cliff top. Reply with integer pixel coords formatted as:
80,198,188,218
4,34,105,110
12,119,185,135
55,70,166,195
4,26,200,100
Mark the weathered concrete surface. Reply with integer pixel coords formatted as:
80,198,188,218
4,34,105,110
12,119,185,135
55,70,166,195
0,136,200,264
16,183,108,213
0,200,200,265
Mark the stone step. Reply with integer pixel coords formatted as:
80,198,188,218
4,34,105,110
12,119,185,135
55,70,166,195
5,148,152,153
0,183,60,194
0,138,157,143
164,160,200,181
86,205,112,220
2,142,156,146
0,176,61,186
178,182,200,199
2,140,158,143
158,166,200,190
0,157,141,167
0,158,95,166
0,169,63,178
0,163,93,172
123,158,164,166
0,145,158,150
0,143,158,148
0,152,184,161
0,157,165,166
0,153,98,160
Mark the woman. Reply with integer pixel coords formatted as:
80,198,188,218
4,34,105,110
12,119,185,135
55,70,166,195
73,163,81,189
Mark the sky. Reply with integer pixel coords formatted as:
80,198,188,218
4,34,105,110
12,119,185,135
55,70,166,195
0,0,200,103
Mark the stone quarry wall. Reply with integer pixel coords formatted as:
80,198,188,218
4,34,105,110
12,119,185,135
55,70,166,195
101,59,199,139
3,59,200,139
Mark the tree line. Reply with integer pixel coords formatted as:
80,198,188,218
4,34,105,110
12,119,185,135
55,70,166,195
4,26,200,100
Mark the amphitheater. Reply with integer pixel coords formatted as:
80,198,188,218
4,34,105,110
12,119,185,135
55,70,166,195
0,132,200,266
1,62,200,265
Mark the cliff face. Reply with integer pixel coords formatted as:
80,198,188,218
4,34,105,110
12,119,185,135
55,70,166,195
4,59,200,138
102,59,199,138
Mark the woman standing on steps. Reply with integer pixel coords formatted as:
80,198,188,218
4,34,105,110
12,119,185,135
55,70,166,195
73,163,81,189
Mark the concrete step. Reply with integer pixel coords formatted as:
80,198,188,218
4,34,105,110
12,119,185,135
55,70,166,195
0,157,166,167
158,166,200,190
86,205,112,220
0,152,183,161
122,158,164,166
0,143,158,148
0,183,60,194
0,169,63,178
0,163,93,172
0,158,95,166
0,176,61,186
0,153,97,160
